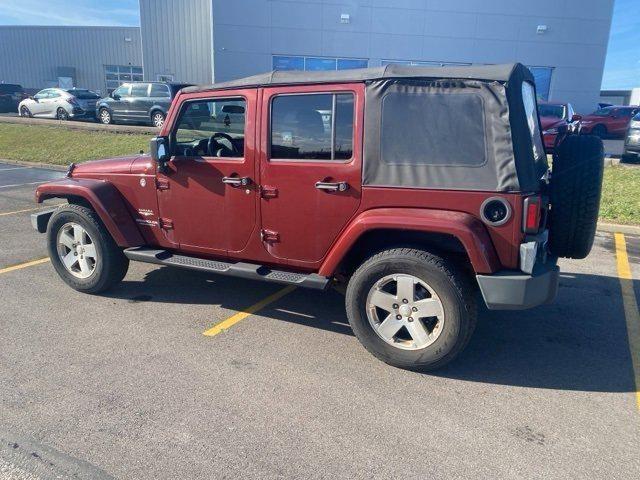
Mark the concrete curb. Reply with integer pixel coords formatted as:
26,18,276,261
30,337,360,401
597,222,640,235
0,114,158,135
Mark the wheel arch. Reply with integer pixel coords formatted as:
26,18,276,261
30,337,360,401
36,178,144,247
319,208,501,277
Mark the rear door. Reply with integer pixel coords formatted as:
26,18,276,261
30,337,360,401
259,83,363,266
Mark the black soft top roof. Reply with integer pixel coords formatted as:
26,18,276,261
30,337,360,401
182,63,532,93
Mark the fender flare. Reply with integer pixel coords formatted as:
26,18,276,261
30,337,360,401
319,208,501,276
36,178,144,247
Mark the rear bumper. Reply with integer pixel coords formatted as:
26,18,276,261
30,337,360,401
476,260,559,310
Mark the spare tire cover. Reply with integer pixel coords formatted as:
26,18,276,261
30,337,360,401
548,135,604,259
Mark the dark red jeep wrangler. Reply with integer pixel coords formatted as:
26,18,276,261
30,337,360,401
32,64,603,370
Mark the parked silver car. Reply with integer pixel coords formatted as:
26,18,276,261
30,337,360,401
18,88,100,120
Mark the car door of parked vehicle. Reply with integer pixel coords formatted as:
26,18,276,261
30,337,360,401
155,90,257,256
127,83,151,122
29,90,50,116
259,84,363,266
109,84,131,120
612,108,639,136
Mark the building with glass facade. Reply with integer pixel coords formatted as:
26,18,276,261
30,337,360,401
0,1,614,114
137,0,614,113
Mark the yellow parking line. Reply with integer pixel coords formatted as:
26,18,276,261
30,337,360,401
0,257,50,275
614,233,640,411
0,207,42,217
203,285,296,337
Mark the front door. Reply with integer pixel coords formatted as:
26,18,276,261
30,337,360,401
128,83,151,122
156,90,257,257
259,84,363,266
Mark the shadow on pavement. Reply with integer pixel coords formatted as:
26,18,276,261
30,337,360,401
107,266,637,393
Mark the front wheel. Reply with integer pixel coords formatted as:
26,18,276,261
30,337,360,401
20,106,32,117
346,248,477,371
47,204,129,293
591,124,606,138
98,108,112,125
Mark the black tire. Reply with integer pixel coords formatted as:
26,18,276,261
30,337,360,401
56,107,69,121
345,248,477,371
99,108,112,125
151,111,165,128
548,135,604,259
621,151,639,164
47,204,129,293
20,106,32,117
591,124,606,138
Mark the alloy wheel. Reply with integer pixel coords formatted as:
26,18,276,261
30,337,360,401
100,109,111,124
56,222,98,279
56,108,69,120
152,112,165,127
366,274,445,351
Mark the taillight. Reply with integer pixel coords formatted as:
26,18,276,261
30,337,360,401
523,196,541,234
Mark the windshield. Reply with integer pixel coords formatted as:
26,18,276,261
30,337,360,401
538,104,565,119
592,107,614,116
66,89,100,100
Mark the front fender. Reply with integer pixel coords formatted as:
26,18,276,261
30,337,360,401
36,178,144,247
319,208,501,276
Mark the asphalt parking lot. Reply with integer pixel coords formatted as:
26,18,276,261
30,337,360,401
0,162,639,479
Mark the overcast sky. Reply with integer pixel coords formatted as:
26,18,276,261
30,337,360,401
0,0,637,90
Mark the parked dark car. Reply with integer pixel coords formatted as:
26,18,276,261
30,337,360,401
0,83,26,113
579,105,640,138
96,82,192,127
623,112,640,162
538,101,581,152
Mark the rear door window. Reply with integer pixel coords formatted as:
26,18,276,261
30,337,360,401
270,93,354,160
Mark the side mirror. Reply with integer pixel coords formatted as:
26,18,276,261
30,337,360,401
150,136,170,171
571,114,582,122
111,93,120,100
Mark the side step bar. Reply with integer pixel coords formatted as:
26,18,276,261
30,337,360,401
123,247,330,290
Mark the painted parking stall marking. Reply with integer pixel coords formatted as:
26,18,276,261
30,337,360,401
203,285,296,337
0,257,50,275
614,233,640,411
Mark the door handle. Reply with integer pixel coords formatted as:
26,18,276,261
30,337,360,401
315,181,349,192
222,176,251,187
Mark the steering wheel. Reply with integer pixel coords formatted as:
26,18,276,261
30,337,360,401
207,132,239,156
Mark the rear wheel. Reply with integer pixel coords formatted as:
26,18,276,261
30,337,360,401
47,204,129,293
56,107,69,121
99,108,112,125
548,135,604,259
346,248,476,371
151,111,165,128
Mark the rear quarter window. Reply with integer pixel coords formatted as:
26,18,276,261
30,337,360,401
380,92,487,167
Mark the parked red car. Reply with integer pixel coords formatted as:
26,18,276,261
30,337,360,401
538,101,580,152
579,105,640,138
31,64,605,371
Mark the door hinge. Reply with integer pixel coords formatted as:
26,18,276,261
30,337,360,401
156,178,170,190
159,218,174,230
260,229,280,243
260,185,278,199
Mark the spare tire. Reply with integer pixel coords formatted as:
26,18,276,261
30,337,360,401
548,134,604,259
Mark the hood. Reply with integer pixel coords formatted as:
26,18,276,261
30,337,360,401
539,116,563,130
71,155,143,175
